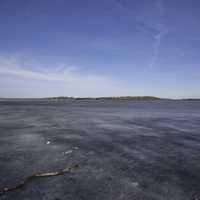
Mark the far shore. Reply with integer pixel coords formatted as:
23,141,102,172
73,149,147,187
0,96,200,101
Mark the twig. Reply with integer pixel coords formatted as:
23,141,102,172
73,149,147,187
0,164,79,195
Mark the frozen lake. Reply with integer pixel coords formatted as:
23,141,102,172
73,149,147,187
0,100,200,200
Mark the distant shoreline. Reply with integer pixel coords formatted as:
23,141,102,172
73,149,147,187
0,96,200,101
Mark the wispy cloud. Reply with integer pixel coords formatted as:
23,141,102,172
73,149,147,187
113,0,167,69
149,0,167,69
150,30,163,69
0,56,131,97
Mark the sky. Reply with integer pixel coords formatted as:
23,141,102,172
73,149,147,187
0,0,200,98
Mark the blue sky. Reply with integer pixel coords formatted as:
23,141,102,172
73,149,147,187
0,0,200,98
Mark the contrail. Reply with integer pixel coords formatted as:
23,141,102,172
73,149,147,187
149,0,166,69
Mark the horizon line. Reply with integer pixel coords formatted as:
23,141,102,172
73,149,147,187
0,96,200,100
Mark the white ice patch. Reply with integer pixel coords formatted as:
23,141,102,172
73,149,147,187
131,182,139,187
64,150,73,155
46,141,51,145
